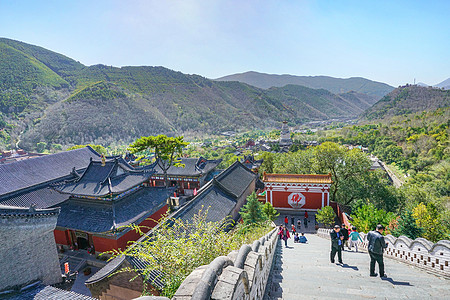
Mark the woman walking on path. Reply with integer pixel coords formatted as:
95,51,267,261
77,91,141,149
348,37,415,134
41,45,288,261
279,225,291,247
348,226,363,252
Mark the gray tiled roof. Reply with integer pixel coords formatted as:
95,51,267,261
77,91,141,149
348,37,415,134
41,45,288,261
0,186,69,209
153,157,221,177
55,158,155,197
85,162,254,289
175,181,237,223
2,283,95,300
56,187,171,233
0,146,101,197
214,160,256,197
0,205,60,217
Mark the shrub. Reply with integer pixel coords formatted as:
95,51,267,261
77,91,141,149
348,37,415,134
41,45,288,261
316,206,336,227
109,210,272,297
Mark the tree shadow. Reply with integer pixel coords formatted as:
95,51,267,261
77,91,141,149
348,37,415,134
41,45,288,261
339,263,359,271
381,277,413,286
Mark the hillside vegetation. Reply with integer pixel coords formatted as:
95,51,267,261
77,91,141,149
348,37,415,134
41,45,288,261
0,38,392,150
363,85,450,120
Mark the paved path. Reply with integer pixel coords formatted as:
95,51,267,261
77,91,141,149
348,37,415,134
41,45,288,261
265,234,449,299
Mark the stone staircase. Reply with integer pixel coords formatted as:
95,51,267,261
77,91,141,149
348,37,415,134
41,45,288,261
263,234,450,299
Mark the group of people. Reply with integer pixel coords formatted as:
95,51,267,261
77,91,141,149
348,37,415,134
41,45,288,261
330,224,388,278
278,224,307,247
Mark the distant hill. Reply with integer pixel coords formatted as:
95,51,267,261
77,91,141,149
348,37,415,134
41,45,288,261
0,38,391,150
362,85,450,120
215,71,394,100
435,78,450,90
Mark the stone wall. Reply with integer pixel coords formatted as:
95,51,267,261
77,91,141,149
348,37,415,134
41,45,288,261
133,227,278,300
317,228,450,278
0,208,62,291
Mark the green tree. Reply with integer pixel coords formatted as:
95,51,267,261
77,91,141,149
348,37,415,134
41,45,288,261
240,192,268,225
316,206,336,228
392,210,424,240
261,202,279,222
128,135,189,187
36,142,47,153
412,202,447,242
313,142,371,204
351,204,396,233
67,144,108,155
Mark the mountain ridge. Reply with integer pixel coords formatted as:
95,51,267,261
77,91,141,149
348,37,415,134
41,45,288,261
215,71,394,100
0,38,394,150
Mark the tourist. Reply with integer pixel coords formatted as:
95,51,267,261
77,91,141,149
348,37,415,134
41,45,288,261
291,216,295,225
330,225,344,264
297,219,302,229
341,224,349,250
348,226,363,252
294,233,300,243
367,224,388,278
299,232,307,243
278,225,291,247
291,224,296,234
284,216,289,226
303,217,308,228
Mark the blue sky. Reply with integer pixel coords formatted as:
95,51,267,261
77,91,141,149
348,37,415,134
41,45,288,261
1,0,449,86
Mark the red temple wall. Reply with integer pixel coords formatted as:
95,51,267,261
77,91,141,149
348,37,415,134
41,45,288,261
54,229,70,245
139,204,168,231
54,204,169,252
270,191,326,210
92,236,118,253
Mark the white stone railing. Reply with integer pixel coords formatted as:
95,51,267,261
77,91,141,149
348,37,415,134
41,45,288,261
134,227,279,300
317,228,450,278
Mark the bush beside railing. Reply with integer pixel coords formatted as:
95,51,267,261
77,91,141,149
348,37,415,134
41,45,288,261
133,227,279,300
317,228,450,278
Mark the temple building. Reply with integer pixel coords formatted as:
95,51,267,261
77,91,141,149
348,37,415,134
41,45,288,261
0,146,173,253
241,155,263,173
150,157,222,196
52,157,172,252
0,146,103,209
262,173,332,231
262,173,332,211
86,160,259,299
279,121,293,149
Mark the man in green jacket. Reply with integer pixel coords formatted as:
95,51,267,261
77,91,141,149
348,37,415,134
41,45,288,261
367,224,388,278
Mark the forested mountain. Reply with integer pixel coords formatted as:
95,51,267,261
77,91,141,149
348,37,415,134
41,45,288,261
0,38,392,150
215,71,394,100
363,85,450,120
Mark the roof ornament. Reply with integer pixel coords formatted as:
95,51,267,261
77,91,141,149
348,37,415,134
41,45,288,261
29,203,36,212
101,154,106,167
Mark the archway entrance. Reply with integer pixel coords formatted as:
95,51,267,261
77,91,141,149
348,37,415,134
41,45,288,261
77,237,89,249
